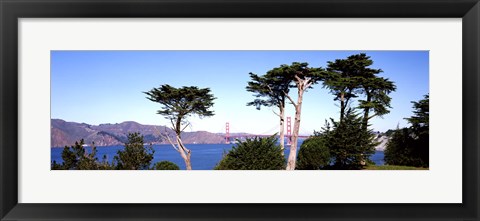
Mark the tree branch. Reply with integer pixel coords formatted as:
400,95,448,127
153,126,162,136
176,134,191,155
284,92,297,109
368,113,379,120
181,122,190,132
294,74,302,83
265,84,274,94
161,132,180,152
170,119,176,131
305,78,314,89
272,109,281,117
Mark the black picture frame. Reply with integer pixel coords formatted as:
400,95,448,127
1,0,479,220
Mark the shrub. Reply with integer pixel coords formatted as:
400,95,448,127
52,139,99,170
51,133,155,170
320,109,377,170
114,132,155,170
154,161,180,170
384,95,429,168
296,137,331,170
384,128,428,167
215,136,285,170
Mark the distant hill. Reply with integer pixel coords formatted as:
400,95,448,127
51,119,225,147
51,119,391,150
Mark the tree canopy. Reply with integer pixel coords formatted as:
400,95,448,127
324,53,396,127
144,85,215,134
246,68,291,110
318,109,377,169
246,67,292,150
144,84,216,170
405,94,429,134
384,94,429,167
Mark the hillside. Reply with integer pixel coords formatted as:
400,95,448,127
51,119,225,147
51,119,391,149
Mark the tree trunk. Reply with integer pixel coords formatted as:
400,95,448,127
286,90,304,170
340,92,345,123
176,135,192,170
278,105,285,155
362,91,371,129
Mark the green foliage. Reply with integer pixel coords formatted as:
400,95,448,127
51,134,154,170
114,132,155,170
357,76,396,127
98,154,115,170
365,165,428,170
52,139,100,170
405,94,429,135
384,95,429,167
282,62,327,84
144,84,216,134
384,129,428,167
246,65,295,151
320,109,377,169
154,161,180,170
215,136,285,170
324,54,366,120
51,161,63,170
324,53,396,127
384,128,422,166
145,84,216,170
296,137,331,170
246,61,327,105
246,68,290,110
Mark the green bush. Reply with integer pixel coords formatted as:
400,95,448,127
215,136,285,170
114,132,155,170
52,139,100,170
154,161,180,170
384,128,428,167
384,95,429,168
296,137,331,170
320,110,377,169
51,133,155,170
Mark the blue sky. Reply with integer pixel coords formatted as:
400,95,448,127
51,51,428,135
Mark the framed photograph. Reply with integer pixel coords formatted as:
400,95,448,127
1,0,479,220
47,50,428,171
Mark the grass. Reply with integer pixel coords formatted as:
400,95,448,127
364,165,428,170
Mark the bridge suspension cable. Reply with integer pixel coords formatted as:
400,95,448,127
223,117,311,145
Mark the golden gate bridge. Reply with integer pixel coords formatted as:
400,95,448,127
224,116,311,145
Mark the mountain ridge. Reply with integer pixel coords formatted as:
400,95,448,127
51,119,225,147
51,119,388,150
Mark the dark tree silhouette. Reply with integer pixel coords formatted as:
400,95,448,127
385,94,429,167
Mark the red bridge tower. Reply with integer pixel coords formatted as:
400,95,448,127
286,117,292,145
225,122,230,144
